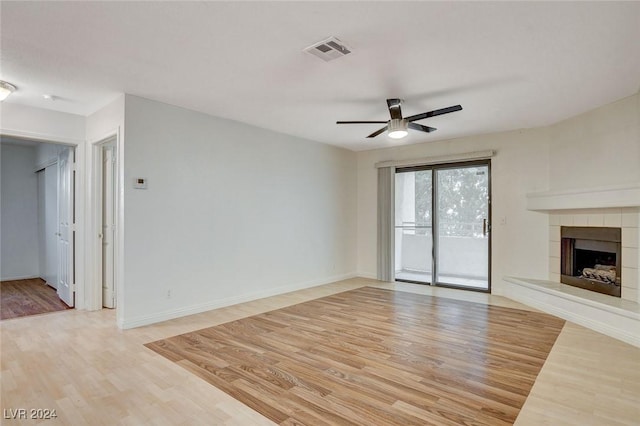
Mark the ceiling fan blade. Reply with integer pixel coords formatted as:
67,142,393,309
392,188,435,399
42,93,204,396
386,98,403,120
406,105,463,122
336,121,389,124
408,122,437,133
367,126,388,138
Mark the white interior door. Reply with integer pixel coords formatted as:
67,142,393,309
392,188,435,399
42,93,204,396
102,144,116,308
37,170,47,282
57,148,74,307
45,164,59,288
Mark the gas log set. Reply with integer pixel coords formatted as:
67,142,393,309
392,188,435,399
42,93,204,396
580,264,616,284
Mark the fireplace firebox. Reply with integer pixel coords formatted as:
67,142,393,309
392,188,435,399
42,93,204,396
560,227,621,297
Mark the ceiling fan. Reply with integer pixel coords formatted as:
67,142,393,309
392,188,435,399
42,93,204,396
337,98,462,139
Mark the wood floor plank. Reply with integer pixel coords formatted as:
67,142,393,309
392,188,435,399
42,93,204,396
146,287,565,425
1,278,71,320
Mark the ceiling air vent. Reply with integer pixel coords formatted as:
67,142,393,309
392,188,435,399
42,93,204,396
303,37,352,62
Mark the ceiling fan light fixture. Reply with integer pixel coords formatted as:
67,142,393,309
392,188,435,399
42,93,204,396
336,98,460,139
0,80,17,101
388,118,408,139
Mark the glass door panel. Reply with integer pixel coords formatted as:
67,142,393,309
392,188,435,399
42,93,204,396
435,165,489,290
394,170,432,283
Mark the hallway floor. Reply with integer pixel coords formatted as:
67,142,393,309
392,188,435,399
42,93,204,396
0,278,71,320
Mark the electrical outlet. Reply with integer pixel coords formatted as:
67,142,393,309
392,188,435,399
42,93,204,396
167,289,172,299
133,178,147,189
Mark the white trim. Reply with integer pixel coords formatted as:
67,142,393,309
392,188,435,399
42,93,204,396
34,158,57,173
503,276,640,348
374,150,495,169
73,141,86,310
357,272,378,280
0,275,41,281
119,272,357,329
0,128,84,146
88,130,121,313
526,182,640,211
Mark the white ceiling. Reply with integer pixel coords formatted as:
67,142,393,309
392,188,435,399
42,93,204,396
2,2,639,151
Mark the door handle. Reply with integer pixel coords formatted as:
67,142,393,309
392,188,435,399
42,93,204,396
482,219,488,236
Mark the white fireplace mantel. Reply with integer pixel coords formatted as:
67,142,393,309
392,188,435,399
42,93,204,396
526,183,640,211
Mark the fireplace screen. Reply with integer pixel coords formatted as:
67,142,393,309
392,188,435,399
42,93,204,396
560,227,621,297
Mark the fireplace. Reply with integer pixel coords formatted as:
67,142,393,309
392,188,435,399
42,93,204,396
560,227,621,297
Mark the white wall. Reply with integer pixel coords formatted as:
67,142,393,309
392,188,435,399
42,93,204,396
0,103,85,144
86,96,125,143
357,129,551,294
548,93,640,190
120,95,357,327
1,144,40,280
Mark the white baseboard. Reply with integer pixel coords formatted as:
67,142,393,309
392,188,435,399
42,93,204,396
0,275,41,282
503,276,640,348
356,271,377,280
120,272,357,329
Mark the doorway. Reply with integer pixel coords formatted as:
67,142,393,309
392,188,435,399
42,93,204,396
37,163,58,289
394,160,491,291
36,145,75,306
95,138,117,309
1,138,76,316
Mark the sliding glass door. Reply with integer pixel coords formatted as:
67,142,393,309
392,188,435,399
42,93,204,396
395,169,433,283
395,161,490,291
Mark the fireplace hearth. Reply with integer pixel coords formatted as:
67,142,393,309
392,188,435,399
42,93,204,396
560,227,622,297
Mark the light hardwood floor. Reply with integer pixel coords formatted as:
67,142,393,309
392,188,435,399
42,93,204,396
146,287,564,425
1,277,639,425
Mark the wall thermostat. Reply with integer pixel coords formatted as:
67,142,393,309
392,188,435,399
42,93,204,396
133,178,147,189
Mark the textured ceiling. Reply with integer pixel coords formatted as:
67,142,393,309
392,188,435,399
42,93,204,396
1,2,639,151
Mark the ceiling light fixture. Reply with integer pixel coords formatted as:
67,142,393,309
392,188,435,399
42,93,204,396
387,118,408,139
0,81,17,101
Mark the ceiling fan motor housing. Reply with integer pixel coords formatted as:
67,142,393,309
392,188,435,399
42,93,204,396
388,118,408,139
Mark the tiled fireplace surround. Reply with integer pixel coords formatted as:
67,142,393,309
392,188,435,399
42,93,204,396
504,183,640,348
549,209,639,302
